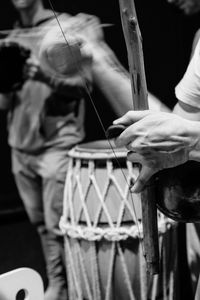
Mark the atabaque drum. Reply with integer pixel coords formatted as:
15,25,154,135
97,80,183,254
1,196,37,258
60,140,179,300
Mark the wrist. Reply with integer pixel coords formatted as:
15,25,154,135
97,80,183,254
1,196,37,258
39,70,54,85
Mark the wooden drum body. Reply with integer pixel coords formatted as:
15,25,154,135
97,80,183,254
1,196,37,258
60,140,178,300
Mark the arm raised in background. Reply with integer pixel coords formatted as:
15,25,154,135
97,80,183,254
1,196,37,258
72,13,170,117
24,53,93,98
86,41,170,116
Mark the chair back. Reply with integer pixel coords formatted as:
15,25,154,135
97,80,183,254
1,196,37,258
0,268,44,300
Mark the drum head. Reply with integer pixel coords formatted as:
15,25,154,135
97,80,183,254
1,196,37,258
75,140,126,153
68,140,127,160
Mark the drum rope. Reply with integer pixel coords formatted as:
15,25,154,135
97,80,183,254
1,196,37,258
90,242,101,300
64,237,82,299
60,156,176,242
74,240,85,299
60,217,175,242
117,242,136,300
105,242,116,300
59,151,178,300
74,240,93,300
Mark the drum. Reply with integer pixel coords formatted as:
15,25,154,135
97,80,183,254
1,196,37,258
60,140,178,300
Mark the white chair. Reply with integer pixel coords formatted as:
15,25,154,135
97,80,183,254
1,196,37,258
0,267,44,300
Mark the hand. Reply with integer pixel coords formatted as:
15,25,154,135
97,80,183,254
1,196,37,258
113,110,200,192
126,148,189,193
23,56,47,82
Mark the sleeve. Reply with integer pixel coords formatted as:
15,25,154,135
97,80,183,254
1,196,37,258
175,38,200,109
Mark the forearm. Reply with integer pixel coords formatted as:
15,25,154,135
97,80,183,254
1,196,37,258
93,65,133,116
173,101,200,161
148,93,171,112
92,42,171,116
91,42,133,116
39,70,91,97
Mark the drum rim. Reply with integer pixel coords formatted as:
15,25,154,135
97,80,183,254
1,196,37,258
68,140,128,159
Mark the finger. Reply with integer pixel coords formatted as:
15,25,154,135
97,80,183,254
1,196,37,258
113,110,153,126
131,164,156,193
114,123,142,147
127,151,143,164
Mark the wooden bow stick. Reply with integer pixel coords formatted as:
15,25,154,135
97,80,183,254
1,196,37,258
118,0,159,275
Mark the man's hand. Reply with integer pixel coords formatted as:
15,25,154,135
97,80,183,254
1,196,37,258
23,56,47,82
113,110,200,192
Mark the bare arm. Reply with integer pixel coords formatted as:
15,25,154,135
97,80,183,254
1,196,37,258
24,56,92,98
88,41,170,116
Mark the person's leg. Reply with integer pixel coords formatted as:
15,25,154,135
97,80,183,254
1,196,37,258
11,150,47,277
11,149,68,300
38,150,69,300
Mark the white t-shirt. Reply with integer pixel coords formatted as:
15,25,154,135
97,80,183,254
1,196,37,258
175,39,200,109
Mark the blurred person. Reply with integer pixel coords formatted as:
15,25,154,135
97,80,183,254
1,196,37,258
0,1,93,300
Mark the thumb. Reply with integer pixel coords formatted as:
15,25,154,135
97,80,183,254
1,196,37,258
131,164,156,193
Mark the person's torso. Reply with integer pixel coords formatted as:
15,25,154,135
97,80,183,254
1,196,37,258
6,11,86,153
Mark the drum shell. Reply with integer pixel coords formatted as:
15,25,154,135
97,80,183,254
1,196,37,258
61,140,178,300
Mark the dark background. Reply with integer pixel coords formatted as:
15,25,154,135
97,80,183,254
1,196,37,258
0,0,199,297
